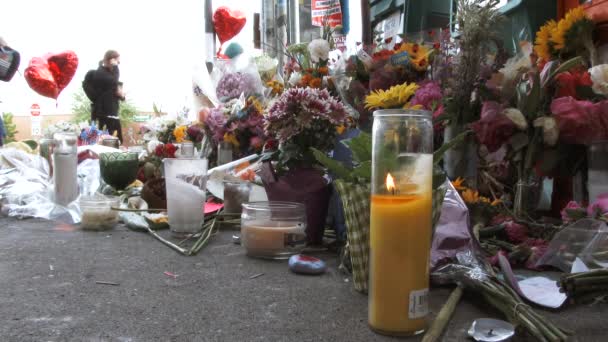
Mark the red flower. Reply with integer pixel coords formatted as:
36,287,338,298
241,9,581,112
384,37,393,44
165,143,177,158
471,101,517,152
554,69,592,99
433,42,440,50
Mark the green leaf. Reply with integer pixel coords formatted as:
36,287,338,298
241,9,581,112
509,132,529,152
342,132,372,163
311,147,352,181
433,130,471,165
543,56,585,88
432,164,447,191
351,161,371,181
523,72,541,120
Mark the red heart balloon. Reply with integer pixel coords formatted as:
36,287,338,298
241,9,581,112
24,50,78,99
213,6,246,45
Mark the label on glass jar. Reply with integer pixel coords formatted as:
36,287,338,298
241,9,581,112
408,289,429,319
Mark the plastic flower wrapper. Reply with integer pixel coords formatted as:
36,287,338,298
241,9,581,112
211,55,265,103
43,120,80,139
254,54,279,83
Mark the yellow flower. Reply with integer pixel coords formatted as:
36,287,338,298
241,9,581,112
396,42,432,71
365,82,419,109
173,125,187,143
461,189,480,204
451,177,466,191
550,7,588,51
336,124,346,135
534,20,557,61
491,198,502,206
223,132,240,148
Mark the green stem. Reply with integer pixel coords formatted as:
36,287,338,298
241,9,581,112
422,286,463,342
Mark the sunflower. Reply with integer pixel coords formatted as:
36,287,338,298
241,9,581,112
173,125,187,143
396,42,432,71
365,82,419,109
550,7,589,51
534,20,557,61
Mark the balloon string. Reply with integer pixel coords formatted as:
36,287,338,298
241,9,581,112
216,43,224,58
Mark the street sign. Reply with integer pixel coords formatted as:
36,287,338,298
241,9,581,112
30,103,40,116
31,116,42,136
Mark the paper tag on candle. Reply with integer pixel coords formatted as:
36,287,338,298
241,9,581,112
356,49,373,67
408,289,428,319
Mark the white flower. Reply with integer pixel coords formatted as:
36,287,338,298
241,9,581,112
308,39,330,63
147,139,162,154
288,72,302,86
503,108,528,130
533,116,559,146
589,64,608,96
499,42,532,84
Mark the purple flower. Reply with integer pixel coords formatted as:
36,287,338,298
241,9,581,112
561,201,583,223
265,87,349,143
204,107,228,142
216,72,258,102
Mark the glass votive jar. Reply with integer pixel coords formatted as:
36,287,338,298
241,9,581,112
101,137,120,149
217,141,233,165
241,201,307,259
180,141,195,158
80,195,120,230
223,181,252,214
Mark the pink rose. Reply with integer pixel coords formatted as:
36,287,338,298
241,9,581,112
471,101,517,152
588,197,608,218
551,97,608,145
561,201,583,223
504,221,529,244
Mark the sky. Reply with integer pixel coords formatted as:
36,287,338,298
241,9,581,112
0,0,260,117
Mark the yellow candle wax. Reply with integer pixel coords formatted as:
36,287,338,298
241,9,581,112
369,193,432,336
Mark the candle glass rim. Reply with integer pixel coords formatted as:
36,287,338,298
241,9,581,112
162,156,206,162
373,109,432,118
242,201,304,212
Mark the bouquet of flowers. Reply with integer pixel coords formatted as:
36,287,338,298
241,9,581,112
202,95,267,160
77,121,108,146
264,87,349,171
334,35,437,130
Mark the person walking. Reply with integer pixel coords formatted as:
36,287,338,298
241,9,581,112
83,50,125,143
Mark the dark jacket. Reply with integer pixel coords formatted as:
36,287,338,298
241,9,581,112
83,65,122,119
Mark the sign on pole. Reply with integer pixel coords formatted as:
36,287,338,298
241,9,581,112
30,103,42,136
311,0,342,28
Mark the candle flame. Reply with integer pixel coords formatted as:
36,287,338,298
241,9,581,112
385,173,396,193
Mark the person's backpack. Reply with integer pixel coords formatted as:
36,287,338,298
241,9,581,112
82,69,97,101
0,46,20,82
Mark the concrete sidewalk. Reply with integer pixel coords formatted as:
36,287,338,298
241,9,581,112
1,217,605,341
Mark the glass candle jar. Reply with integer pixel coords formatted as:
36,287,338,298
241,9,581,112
223,181,252,214
217,141,233,165
80,195,120,230
164,158,208,237
101,137,120,149
241,202,307,259
369,109,433,336
588,141,608,202
180,141,195,158
53,133,79,206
